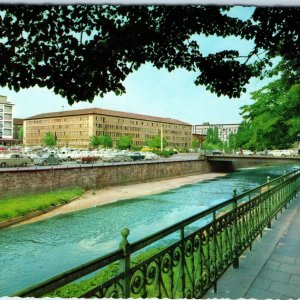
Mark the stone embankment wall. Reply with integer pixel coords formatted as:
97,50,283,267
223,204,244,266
0,160,226,198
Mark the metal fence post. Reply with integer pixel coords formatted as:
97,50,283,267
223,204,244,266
119,228,131,298
180,227,186,297
213,210,217,293
267,176,271,189
283,171,288,209
232,189,239,269
267,177,272,229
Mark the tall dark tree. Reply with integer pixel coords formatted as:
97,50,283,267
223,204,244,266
0,6,298,103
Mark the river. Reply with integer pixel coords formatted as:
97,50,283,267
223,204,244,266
0,163,298,296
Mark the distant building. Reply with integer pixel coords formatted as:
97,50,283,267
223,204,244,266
192,133,206,144
193,122,240,142
24,108,192,148
0,95,14,144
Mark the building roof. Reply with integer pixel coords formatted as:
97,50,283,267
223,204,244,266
13,118,24,125
25,108,191,126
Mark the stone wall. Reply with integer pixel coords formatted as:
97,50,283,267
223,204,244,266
0,160,219,198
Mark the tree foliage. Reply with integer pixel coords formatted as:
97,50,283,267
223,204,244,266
18,126,24,140
116,135,133,150
228,133,237,151
236,59,300,150
43,132,56,146
0,5,298,103
145,134,167,149
192,138,200,149
90,135,112,148
202,127,222,150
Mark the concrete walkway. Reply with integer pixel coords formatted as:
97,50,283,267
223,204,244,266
204,193,300,299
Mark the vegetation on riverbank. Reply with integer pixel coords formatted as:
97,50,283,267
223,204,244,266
0,188,84,222
48,246,166,298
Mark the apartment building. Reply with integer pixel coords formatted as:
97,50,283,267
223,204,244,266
24,108,192,148
0,95,14,142
193,122,240,142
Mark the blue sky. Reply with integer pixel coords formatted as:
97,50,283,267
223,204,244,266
0,6,277,125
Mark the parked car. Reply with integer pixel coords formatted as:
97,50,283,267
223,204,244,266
128,152,145,161
206,149,223,156
102,154,133,163
76,156,98,164
242,150,254,156
34,153,62,166
268,149,294,157
235,149,254,156
143,152,160,160
141,146,155,152
57,151,74,161
0,153,33,168
256,150,269,156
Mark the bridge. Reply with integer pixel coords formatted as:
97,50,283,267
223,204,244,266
206,154,300,163
14,169,300,298
205,154,300,172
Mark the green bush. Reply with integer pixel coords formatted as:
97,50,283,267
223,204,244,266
116,135,133,150
131,145,143,151
153,150,172,157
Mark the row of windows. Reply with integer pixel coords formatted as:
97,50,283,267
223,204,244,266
96,131,141,138
26,118,190,132
0,129,12,135
196,128,238,135
0,108,13,113
94,131,191,142
0,121,12,128
26,131,89,138
95,123,191,136
28,117,89,125
26,139,89,146
27,124,89,131
0,116,12,121
95,116,189,130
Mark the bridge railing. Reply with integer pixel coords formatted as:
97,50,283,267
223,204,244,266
15,169,300,298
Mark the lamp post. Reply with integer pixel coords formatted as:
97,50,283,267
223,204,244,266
160,126,163,152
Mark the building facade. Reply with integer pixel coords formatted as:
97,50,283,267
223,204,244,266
193,122,240,142
0,95,14,142
24,108,192,148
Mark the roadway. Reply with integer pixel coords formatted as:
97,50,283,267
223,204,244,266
1,153,299,172
0,153,200,172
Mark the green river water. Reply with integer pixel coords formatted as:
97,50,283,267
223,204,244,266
0,163,298,295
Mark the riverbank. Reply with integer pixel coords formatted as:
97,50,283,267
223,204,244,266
16,172,226,226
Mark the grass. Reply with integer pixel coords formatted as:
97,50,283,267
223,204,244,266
0,187,85,222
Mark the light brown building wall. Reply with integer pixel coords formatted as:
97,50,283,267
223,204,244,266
24,109,192,148
24,115,90,147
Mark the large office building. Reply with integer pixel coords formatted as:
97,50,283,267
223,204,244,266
0,95,14,143
24,108,192,148
193,122,240,142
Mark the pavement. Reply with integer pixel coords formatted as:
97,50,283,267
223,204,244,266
204,193,300,300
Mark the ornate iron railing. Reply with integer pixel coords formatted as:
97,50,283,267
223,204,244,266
15,169,300,298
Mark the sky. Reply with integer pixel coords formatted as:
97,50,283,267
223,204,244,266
0,6,279,125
